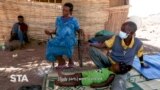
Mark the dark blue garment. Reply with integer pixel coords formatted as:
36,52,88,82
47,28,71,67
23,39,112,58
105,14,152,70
110,36,142,65
11,23,28,44
46,16,80,62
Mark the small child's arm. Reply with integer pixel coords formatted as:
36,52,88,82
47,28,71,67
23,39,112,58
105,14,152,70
44,29,56,35
90,74,115,88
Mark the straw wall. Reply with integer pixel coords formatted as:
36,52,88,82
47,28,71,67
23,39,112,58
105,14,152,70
0,0,129,43
110,0,129,7
105,5,129,34
0,0,62,43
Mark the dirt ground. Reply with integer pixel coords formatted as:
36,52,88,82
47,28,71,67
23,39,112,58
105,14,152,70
0,41,95,90
0,42,47,90
1,14,160,90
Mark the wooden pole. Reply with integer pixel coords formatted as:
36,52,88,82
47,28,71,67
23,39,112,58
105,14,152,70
78,32,83,67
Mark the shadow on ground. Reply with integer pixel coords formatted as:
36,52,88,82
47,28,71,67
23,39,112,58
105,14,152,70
0,40,160,90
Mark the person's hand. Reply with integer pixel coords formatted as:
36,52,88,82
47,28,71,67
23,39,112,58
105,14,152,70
141,63,149,68
44,29,52,35
78,29,85,41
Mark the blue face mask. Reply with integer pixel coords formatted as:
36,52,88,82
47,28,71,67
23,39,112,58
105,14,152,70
119,31,129,39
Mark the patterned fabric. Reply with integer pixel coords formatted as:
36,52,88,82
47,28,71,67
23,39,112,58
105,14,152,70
46,16,80,62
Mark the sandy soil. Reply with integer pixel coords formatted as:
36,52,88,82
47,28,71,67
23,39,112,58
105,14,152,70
0,42,47,90
0,41,95,90
137,14,160,53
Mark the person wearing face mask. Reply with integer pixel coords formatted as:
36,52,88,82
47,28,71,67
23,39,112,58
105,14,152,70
88,21,149,90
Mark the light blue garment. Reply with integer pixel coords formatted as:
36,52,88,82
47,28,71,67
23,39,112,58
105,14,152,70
46,16,80,62
12,23,25,44
12,23,19,34
18,28,24,44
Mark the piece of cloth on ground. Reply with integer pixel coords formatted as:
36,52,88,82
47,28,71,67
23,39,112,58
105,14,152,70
133,53,160,80
44,70,111,90
44,70,132,90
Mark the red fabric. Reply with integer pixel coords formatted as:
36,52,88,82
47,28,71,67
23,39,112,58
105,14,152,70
19,23,28,32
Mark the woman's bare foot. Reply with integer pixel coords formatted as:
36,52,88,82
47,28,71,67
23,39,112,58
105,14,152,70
56,56,67,69
68,59,76,68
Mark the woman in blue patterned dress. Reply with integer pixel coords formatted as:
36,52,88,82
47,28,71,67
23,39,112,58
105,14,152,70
45,3,84,68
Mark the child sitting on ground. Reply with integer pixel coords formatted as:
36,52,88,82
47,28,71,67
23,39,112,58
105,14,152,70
55,62,132,88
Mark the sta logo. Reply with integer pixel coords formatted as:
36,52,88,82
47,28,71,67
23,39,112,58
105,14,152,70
10,74,29,83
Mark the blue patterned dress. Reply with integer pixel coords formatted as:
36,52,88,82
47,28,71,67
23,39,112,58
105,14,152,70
46,16,80,62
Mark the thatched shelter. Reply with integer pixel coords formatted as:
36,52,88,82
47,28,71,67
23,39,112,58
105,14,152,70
0,0,129,43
